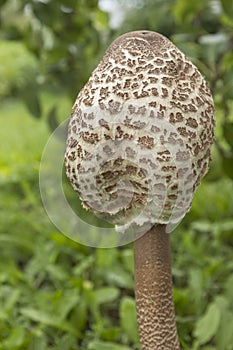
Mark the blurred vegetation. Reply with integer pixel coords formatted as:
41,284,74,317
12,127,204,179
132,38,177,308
0,0,233,349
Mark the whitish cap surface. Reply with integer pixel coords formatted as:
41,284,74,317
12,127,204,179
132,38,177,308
65,30,215,234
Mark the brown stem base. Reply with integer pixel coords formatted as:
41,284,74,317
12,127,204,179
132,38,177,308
134,224,180,350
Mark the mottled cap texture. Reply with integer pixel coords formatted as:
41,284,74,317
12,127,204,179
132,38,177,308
65,30,215,234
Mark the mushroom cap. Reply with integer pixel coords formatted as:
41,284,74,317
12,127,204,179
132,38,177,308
65,31,215,233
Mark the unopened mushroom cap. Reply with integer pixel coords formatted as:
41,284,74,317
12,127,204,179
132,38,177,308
65,31,215,233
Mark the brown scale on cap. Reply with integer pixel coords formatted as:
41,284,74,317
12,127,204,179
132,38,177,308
65,31,215,350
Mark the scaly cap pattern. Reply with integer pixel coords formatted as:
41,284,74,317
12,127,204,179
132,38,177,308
65,31,215,234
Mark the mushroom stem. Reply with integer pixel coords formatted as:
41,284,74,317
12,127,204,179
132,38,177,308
134,224,180,350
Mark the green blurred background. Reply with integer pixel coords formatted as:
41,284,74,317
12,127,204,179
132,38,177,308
0,0,233,349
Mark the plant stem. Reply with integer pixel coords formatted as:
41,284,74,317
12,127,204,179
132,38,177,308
134,224,180,350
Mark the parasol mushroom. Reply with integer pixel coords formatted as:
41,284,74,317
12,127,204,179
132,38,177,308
65,31,215,350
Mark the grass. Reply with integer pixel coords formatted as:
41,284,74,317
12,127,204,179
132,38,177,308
0,95,233,350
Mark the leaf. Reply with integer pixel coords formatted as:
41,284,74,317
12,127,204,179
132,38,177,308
216,311,233,350
100,327,120,342
222,153,233,180
20,307,57,325
96,248,118,268
120,297,139,344
93,8,109,30
191,220,212,233
73,255,95,275
55,289,80,320
83,289,101,323
47,105,59,132
189,268,204,312
23,88,42,119
20,308,78,335
28,335,47,350
0,40,37,97
47,264,68,281
221,0,233,17
3,288,21,312
222,70,233,100
3,327,25,349
173,0,202,25
225,274,233,301
194,302,221,344
223,122,233,149
54,334,77,350
94,287,119,304
121,249,134,274
105,266,134,289
88,340,131,350
70,299,87,331
23,289,80,323
214,296,233,350
199,33,229,67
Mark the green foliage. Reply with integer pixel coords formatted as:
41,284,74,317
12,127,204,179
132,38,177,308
0,40,37,97
194,301,221,345
1,0,233,349
193,295,233,349
120,297,139,345
88,340,131,350
221,0,233,18
0,0,109,124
